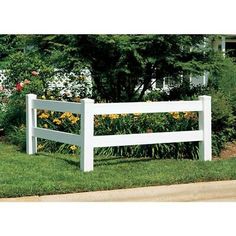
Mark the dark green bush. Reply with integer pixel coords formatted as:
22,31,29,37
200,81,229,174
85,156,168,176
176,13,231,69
210,90,236,156
211,90,235,132
209,57,236,114
6,126,26,151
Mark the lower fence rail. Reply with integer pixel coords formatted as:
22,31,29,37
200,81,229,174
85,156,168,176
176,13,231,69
93,130,203,148
33,128,81,146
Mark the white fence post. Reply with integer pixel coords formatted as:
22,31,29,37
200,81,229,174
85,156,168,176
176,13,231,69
80,98,94,172
198,95,212,161
26,94,37,154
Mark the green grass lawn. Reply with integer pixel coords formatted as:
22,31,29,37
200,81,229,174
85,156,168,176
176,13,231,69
1,142,236,198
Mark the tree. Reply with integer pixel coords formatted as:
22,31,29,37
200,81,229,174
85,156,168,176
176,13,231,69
0,34,221,102
76,35,216,101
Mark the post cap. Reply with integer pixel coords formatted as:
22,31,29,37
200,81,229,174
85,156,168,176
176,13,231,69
198,95,211,100
80,98,94,103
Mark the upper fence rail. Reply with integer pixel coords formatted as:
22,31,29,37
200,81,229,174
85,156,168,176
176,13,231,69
32,99,203,115
93,100,203,115
32,99,82,114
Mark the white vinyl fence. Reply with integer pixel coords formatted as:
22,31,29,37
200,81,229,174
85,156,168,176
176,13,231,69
26,94,212,172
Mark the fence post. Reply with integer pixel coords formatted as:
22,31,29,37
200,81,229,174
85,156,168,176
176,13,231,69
80,98,94,172
26,94,37,154
198,95,211,161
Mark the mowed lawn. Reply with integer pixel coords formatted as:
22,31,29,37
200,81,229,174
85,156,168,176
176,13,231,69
1,142,236,198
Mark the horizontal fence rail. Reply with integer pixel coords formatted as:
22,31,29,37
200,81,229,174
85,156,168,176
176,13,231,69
93,100,203,115
33,99,82,114
26,94,212,172
93,130,204,148
33,128,81,146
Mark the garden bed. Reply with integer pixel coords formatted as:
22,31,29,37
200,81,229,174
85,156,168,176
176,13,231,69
1,142,236,198
214,141,236,160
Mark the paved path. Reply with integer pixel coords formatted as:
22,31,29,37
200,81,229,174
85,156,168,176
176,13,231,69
1,180,236,202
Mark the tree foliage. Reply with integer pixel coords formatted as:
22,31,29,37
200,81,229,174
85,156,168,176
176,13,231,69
0,34,222,102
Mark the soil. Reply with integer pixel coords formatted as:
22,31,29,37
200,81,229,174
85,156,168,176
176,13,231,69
213,141,236,160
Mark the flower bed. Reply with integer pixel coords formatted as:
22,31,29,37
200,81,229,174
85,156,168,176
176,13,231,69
37,104,199,159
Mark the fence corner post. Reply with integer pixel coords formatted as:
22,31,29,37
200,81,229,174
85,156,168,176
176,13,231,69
80,98,94,172
198,95,212,161
26,94,37,154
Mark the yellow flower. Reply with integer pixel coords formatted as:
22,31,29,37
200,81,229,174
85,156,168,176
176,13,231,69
38,112,49,119
133,113,141,120
70,145,77,151
53,118,62,125
73,97,80,103
60,112,72,119
50,96,54,100
108,114,119,119
184,112,191,119
43,123,48,128
41,95,46,100
37,144,44,150
184,112,197,120
69,116,79,124
170,112,180,120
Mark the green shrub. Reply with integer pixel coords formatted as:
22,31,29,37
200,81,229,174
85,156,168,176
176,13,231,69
167,83,206,101
209,57,236,114
210,90,236,156
1,75,46,131
6,126,26,151
211,90,235,132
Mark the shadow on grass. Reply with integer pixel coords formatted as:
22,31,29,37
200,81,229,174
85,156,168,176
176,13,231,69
95,157,154,167
58,156,154,168
36,152,155,168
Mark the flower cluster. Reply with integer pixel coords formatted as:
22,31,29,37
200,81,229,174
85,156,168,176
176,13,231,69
101,114,119,120
37,144,45,150
15,79,30,92
70,145,77,151
53,118,62,125
60,112,80,124
38,111,80,126
169,112,197,120
170,112,180,120
183,111,197,120
60,112,73,119
108,114,119,120
38,112,50,119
